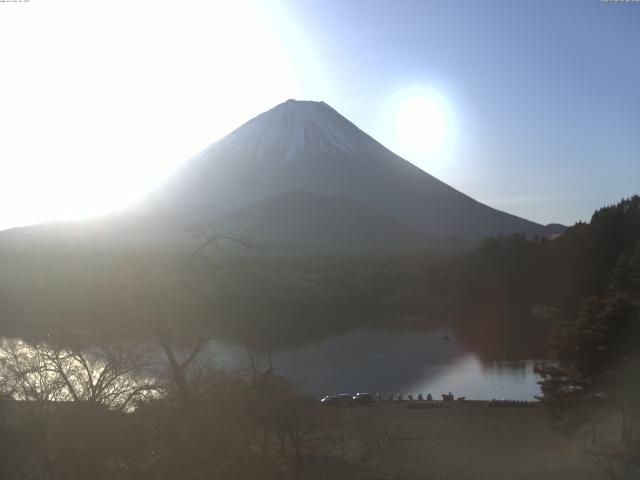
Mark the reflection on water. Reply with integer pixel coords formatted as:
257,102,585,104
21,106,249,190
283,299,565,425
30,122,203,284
210,328,546,400
406,356,545,400
1,328,545,402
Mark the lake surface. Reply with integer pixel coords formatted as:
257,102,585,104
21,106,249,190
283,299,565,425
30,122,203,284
211,328,546,400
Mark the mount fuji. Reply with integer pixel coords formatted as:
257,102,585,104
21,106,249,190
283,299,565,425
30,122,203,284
145,100,560,239
1,100,564,253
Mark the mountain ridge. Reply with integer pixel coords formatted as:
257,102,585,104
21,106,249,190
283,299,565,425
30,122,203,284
146,99,560,240
1,99,565,253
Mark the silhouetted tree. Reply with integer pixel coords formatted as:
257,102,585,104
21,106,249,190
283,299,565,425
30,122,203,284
454,196,640,360
536,242,640,480
0,339,158,479
279,393,330,479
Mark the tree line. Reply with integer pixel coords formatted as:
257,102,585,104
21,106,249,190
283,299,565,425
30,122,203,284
0,247,456,351
453,196,640,361
454,196,640,478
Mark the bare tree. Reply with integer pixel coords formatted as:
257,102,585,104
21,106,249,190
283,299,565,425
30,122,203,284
0,338,160,479
278,395,331,479
0,338,159,411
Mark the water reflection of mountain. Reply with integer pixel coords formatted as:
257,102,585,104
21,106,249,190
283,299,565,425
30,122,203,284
1,322,547,400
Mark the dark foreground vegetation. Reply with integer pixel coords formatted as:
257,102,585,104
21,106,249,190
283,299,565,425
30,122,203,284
0,197,639,479
455,196,640,361
0,248,455,350
0,337,619,480
456,196,640,479
0,335,389,480
536,241,640,480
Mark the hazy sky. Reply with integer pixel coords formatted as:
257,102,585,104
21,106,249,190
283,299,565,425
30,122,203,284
1,0,638,230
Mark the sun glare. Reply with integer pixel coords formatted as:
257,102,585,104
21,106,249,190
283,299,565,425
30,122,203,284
389,89,455,174
0,0,298,230
396,95,446,155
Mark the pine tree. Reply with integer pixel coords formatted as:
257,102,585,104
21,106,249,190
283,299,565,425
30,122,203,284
536,242,640,479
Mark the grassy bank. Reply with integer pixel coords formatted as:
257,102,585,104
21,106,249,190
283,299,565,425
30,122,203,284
328,402,603,479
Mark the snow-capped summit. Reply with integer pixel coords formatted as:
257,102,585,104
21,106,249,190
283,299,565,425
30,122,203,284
194,99,376,167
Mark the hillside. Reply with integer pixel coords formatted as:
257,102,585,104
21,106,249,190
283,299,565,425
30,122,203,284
454,195,640,361
1,100,563,254
215,189,453,254
146,99,559,241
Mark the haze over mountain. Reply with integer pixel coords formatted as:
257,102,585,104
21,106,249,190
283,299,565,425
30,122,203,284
1,100,564,253
215,190,433,254
146,99,562,238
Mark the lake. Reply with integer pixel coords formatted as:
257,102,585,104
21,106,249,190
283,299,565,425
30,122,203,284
210,327,546,400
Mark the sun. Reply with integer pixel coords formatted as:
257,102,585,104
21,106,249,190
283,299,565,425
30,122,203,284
396,95,447,156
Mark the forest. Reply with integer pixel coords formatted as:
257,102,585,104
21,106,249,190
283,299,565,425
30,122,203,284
1,197,639,358
454,196,640,361
0,247,455,350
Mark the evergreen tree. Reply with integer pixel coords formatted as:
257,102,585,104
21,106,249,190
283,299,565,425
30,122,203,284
454,195,640,360
536,242,640,479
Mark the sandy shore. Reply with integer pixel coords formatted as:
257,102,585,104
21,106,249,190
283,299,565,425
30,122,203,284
331,401,604,480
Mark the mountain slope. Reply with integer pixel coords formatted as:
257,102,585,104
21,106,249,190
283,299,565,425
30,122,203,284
147,99,555,240
215,189,436,254
1,99,564,254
